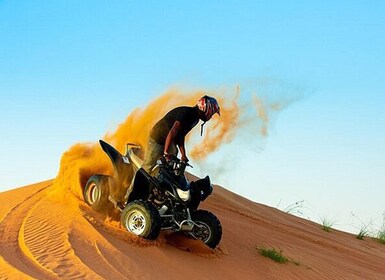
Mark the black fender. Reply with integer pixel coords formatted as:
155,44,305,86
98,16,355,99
126,168,160,202
189,176,212,210
99,140,133,202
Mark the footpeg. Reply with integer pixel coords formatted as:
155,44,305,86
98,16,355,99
108,195,124,212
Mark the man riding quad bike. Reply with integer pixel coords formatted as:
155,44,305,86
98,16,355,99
84,95,222,248
83,139,222,248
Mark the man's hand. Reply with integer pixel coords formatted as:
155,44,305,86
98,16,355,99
163,153,174,162
181,154,189,163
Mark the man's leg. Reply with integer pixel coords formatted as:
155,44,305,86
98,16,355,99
125,138,163,201
142,138,164,173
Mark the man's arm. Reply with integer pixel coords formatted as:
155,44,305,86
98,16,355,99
164,121,181,155
177,137,188,162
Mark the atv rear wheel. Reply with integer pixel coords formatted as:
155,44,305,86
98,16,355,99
121,200,161,240
83,175,112,212
191,210,222,249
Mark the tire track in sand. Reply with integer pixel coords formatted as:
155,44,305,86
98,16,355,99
0,184,102,279
20,194,103,279
0,186,57,279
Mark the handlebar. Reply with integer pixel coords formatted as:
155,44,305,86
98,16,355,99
160,154,193,175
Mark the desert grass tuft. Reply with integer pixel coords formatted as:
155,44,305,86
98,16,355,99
257,247,289,264
319,216,338,232
282,200,305,216
350,212,372,240
356,228,369,240
375,212,385,244
377,230,385,244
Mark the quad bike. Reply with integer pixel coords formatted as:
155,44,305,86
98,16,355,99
83,140,222,249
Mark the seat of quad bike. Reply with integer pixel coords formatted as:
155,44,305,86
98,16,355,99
125,143,144,168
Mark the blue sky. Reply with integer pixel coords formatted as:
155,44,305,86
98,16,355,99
1,1,384,233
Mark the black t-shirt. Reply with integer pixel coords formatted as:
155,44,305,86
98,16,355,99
150,106,200,144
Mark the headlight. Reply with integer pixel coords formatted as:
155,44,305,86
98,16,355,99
176,188,190,202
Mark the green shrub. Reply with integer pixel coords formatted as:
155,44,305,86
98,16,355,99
319,216,338,232
356,228,369,240
258,247,289,264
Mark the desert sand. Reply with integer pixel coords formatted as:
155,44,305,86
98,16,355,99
1,177,385,280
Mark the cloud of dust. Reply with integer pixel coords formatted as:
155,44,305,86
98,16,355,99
51,89,214,200
50,85,297,201
190,85,298,160
189,88,241,159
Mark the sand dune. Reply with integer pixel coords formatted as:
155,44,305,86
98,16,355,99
1,179,385,280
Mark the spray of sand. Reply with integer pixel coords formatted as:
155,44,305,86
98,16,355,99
50,89,233,199
50,86,295,202
189,89,241,159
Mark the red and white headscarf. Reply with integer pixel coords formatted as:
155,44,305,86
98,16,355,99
196,95,221,120
196,95,220,136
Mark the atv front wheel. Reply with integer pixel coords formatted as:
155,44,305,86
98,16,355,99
83,175,112,212
121,200,161,240
191,210,222,249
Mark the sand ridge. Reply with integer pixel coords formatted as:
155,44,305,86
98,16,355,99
1,180,385,279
